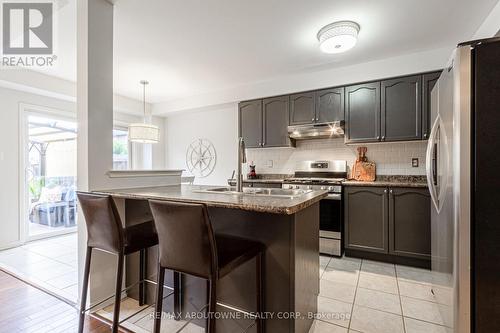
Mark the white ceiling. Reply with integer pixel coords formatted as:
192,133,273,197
42,0,499,104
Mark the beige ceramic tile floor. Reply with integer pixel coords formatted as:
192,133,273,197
312,255,453,333
97,255,453,333
0,233,78,303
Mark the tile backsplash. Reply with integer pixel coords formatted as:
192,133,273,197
246,138,427,176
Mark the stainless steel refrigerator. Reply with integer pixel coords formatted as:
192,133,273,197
426,37,500,333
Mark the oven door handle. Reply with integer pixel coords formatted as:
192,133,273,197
324,193,341,200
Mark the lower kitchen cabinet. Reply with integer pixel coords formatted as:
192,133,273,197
389,187,431,260
344,186,431,266
344,186,388,253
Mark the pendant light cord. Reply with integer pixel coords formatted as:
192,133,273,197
142,81,146,123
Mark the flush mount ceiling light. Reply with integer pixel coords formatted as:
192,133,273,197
128,80,160,144
317,21,360,54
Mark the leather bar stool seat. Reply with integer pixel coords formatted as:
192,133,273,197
216,234,265,278
124,221,158,254
148,200,265,333
77,192,159,333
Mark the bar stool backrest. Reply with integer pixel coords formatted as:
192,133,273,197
148,200,218,280
77,192,124,254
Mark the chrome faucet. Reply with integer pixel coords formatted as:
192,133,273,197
236,137,247,192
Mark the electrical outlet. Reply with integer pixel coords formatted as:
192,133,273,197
266,160,273,168
412,158,419,167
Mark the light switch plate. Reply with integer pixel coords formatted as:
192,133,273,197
412,158,419,167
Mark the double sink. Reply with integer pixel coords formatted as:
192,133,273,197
194,187,312,198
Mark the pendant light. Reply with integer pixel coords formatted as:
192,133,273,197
128,80,160,144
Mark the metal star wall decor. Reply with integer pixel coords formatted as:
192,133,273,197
186,138,217,178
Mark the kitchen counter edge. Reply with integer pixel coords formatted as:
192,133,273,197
341,180,428,188
91,185,328,215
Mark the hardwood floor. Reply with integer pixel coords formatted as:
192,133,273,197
0,269,125,333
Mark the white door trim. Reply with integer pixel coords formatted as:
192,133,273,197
18,103,77,244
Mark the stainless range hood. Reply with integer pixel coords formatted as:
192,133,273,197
288,121,344,140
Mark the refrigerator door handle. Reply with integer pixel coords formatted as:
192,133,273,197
426,116,440,212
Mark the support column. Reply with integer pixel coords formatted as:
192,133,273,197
77,0,116,306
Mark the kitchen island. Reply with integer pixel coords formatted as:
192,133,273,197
94,184,327,333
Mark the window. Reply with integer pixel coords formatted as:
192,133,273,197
113,128,130,170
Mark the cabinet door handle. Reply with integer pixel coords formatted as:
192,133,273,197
389,189,393,194
262,141,265,146
377,136,381,140
381,136,385,141
316,117,319,121
384,189,387,193
423,133,428,139
311,118,315,122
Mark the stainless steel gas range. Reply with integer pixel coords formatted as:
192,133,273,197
282,160,347,256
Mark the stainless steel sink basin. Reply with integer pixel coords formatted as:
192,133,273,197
193,187,312,198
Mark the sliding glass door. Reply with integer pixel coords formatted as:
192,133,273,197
26,114,78,240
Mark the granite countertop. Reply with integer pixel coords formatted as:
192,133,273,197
240,174,428,188
342,175,428,188
243,179,286,183
243,174,293,183
93,184,327,215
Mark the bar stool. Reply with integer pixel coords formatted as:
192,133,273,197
148,200,265,333
77,192,159,333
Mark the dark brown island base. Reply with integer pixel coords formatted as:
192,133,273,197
93,184,327,333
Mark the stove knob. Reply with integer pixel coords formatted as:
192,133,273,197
307,185,312,190
295,185,300,189
320,186,326,190
328,186,334,191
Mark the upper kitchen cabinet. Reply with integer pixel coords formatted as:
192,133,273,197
240,70,440,146
345,82,381,143
263,96,291,147
315,87,344,123
381,75,422,141
239,99,263,148
422,71,442,139
289,92,315,125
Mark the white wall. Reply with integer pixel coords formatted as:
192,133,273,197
152,116,166,169
473,0,500,39
246,139,427,177
164,104,238,185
